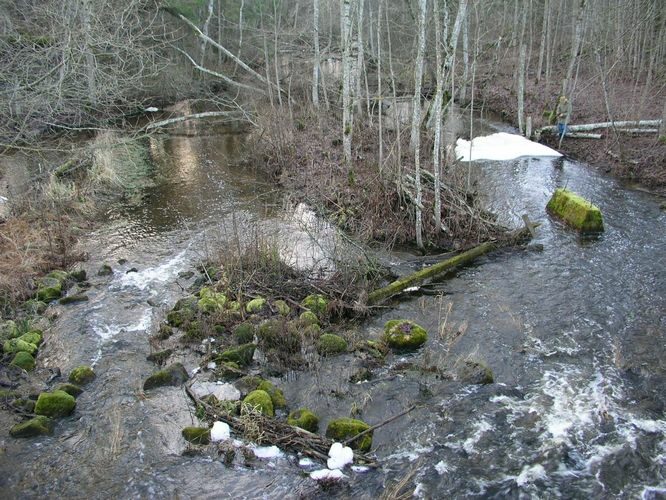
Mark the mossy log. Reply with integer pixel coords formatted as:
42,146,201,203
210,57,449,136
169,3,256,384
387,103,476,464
546,188,604,232
367,242,495,305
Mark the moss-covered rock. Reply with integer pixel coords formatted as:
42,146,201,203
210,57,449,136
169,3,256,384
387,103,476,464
68,269,87,282
457,359,494,385
233,322,255,344
216,343,256,367
10,351,35,371
97,264,113,276
214,361,243,380
257,380,287,409
3,338,38,355
143,362,189,390
13,398,36,413
227,300,241,312
197,287,227,313
287,408,319,432
325,418,372,452
36,277,62,302
24,300,47,315
183,321,204,342
273,300,291,316
10,416,55,438
299,311,319,326
35,390,76,418
242,389,274,416
233,375,263,395
301,294,328,316
546,188,604,232
19,330,43,346
46,270,69,283
166,308,194,328
58,294,89,305
156,324,174,340
182,426,211,445
383,320,428,351
246,297,267,313
146,349,173,366
356,340,388,360
69,365,96,385
0,320,20,339
317,334,348,356
56,383,83,397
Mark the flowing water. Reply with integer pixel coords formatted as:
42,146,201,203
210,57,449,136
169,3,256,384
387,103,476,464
2,118,665,499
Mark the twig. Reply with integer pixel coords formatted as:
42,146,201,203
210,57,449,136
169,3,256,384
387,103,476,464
342,404,419,447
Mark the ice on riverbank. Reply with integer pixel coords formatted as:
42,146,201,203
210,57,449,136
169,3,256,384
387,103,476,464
455,132,562,161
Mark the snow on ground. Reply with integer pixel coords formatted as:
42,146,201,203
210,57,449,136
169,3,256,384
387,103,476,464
252,445,284,459
310,469,346,481
327,442,354,470
455,132,562,161
210,421,230,442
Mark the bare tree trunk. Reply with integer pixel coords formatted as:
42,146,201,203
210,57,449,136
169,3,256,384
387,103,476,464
385,0,402,187
564,0,587,95
200,0,215,65
517,44,526,135
411,0,427,249
460,12,469,101
432,0,446,228
312,0,321,108
233,0,245,76
356,0,365,115
341,0,354,165
377,0,383,173
81,0,96,105
536,0,549,84
273,0,283,107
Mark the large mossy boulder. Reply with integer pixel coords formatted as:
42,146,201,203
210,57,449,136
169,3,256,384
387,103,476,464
317,334,348,356
182,426,211,445
35,390,76,418
197,287,227,313
301,294,328,316
546,188,604,232
3,338,38,356
36,277,63,302
299,311,319,326
10,416,55,438
383,320,428,351
56,383,83,398
143,362,189,390
19,330,43,347
166,308,194,328
325,418,372,452
69,365,96,385
273,300,291,316
257,380,286,409
11,351,35,371
288,408,319,432
242,389,274,417
217,343,256,367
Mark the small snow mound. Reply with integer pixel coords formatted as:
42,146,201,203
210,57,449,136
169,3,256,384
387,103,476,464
206,361,217,370
434,461,449,475
455,132,562,161
298,457,316,469
327,442,354,470
310,469,346,481
210,421,230,442
253,445,284,459
351,465,369,473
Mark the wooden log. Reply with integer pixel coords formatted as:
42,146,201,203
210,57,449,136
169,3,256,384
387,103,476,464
566,132,602,139
144,111,248,131
537,119,662,136
367,241,495,305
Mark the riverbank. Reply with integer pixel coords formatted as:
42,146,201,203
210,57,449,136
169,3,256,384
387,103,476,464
477,72,666,194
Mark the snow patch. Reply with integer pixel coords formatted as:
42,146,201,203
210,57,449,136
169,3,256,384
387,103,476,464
310,469,346,481
455,132,562,161
210,421,230,442
190,381,240,401
327,442,354,470
434,461,449,475
253,445,284,459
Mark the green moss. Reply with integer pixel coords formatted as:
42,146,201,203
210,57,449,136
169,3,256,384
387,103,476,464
58,294,89,305
0,389,21,400
233,322,255,344
143,362,189,390
10,416,55,438
0,320,20,339
227,301,241,312
146,349,173,366
356,340,388,360
11,351,35,371
257,380,287,409
174,296,198,311
68,269,87,282
216,343,256,367
242,390,274,417
246,297,267,313
69,365,96,385
184,321,204,342
13,398,35,413
97,264,113,276
47,270,69,283
197,287,227,313
287,408,319,432
156,324,174,340
317,334,348,356
546,188,604,233
214,361,243,380
301,294,328,316
325,418,372,451
35,390,76,418
457,359,494,385
166,308,194,328
19,330,42,346
234,375,263,395
56,383,83,397
299,311,319,326
383,320,428,351
182,426,211,445
3,338,38,355
36,277,62,302
273,300,291,316
24,300,47,315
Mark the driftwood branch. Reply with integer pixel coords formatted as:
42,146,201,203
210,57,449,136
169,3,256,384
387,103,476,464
342,405,419,447
144,111,250,131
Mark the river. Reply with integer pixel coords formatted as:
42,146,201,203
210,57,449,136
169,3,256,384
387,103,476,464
2,117,665,499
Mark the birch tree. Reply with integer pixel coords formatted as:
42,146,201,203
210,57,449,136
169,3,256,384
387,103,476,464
312,0,320,108
341,0,354,165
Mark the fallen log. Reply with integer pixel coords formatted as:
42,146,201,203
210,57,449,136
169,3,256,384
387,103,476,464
536,119,662,138
367,241,495,305
565,132,602,139
144,111,250,131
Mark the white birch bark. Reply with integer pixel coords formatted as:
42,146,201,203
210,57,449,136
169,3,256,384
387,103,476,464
200,0,215,65
377,0,383,173
341,0,353,165
432,0,446,227
356,0,365,115
411,0,428,249
312,0,320,108
518,44,526,135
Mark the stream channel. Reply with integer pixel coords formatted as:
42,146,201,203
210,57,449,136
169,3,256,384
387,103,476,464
2,115,665,499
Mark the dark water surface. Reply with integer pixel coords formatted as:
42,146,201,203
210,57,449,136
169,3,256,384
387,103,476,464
2,124,664,499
